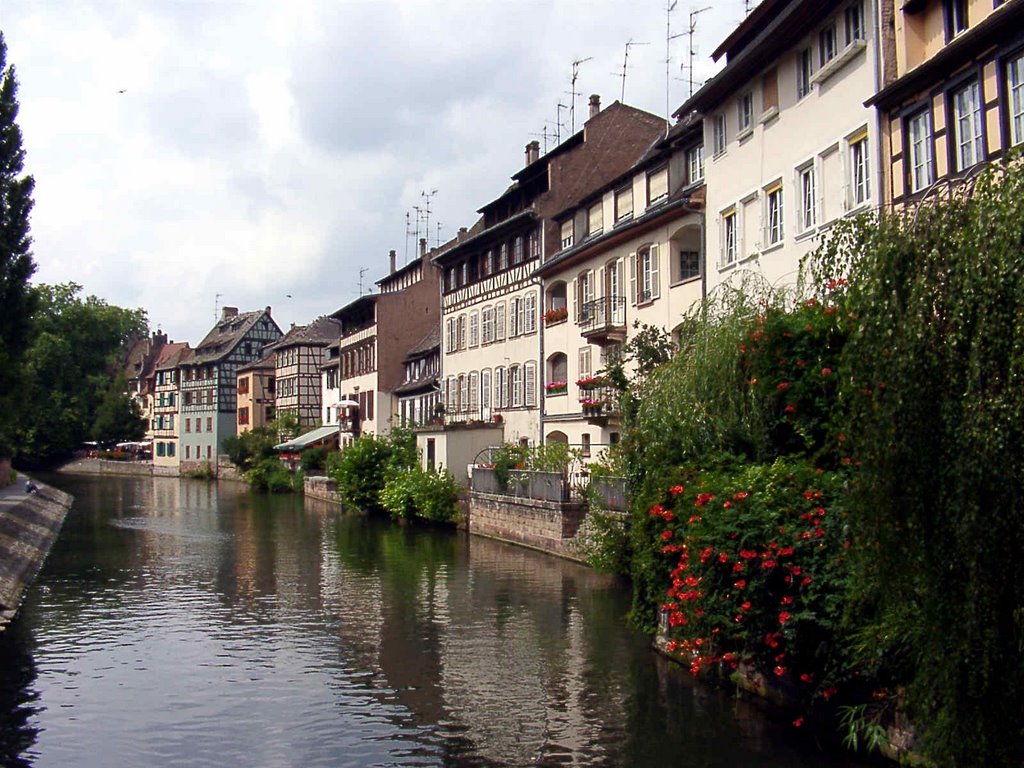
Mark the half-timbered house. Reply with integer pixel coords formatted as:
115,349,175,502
178,306,282,470
236,352,276,434
149,342,190,468
267,316,342,438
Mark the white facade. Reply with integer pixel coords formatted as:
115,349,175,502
699,0,883,297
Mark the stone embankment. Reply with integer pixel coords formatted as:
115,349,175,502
0,477,73,631
58,458,179,477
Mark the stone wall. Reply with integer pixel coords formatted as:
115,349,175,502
0,458,12,487
468,491,589,561
59,458,179,477
304,474,343,505
0,478,73,630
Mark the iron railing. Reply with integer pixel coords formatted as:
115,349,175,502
579,296,626,333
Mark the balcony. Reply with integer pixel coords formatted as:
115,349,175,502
579,297,626,345
578,385,620,426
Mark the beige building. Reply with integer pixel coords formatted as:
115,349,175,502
430,97,668,455
236,352,276,435
677,0,884,297
537,117,706,458
869,0,1024,205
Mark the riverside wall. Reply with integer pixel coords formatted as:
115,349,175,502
0,477,73,631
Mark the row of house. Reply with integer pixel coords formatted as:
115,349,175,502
130,0,1024,480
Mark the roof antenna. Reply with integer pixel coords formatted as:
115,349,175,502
555,102,568,144
665,1,684,133
420,189,438,248
530,125,552,154
358,268,367,296
568,56,592,133
618,39,649,103
686,7,712,100
214,292,223,322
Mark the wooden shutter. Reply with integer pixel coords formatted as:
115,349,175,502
650,244,661,300
525,362,536,407
629,253,637,306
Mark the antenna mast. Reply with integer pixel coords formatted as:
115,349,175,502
568,57,592,133
686,7,713,99
555,102,568,144
618,39,649,103
665,1,683,132
214,293,223,322
421,189,438,248
358,267,367,296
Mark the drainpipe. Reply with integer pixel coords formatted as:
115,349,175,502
871,0,886,215
538,220,546,446
699,205,708,302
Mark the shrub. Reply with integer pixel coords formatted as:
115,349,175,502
247,456,299,493
300,446,328,472
381,465,460,523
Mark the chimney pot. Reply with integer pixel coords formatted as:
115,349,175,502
222,306,239,320
525,140,540,166
265,305,272,316
589,94,601,119
389,249,397,274
419,238,427,258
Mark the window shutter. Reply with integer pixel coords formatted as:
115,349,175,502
650,244,661,299
481,369,491,409
518,295,527,335
571,278,578,322
469,371,479,414
496,303,506,341
524,292,536,334
495,367,504,408
525,362,536,407
629,253,637,305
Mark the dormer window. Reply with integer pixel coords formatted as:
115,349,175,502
561,219,574,249
647,166,668,205
614,186,633,223
688,144,705,183
944,0,968,41
587,201,603,236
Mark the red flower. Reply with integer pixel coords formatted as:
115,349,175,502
774,665,786,677
784,404,796,414
661,530,673,540
779,611,792,624
695,492,715,507
718,552,729,563
793,716,804,727
777,381,791,391
732,562,744,573
669,484,685,495
723,500,733,509
733,579,747,589
781,596,794,605
741,601,752,611
800,672,814,683
732,491,749,500
821,367,833,376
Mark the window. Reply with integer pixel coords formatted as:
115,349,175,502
482,306,495,344
1007,53,1024,146
511,365,524,407
951,80,983,171
481,369,491,411
849,133,870,205
844,1,864,44
185,445,191,460
469,371,479,414
581,433,591,458
713,113,727,156
688,144,705,183
648,166,668,204
185,417,191,433
509,297,521,337
615,186,633,222
678,249,700,281
578,346,592,381
446,318,456,353
765,183,784,246
738,92,753,133
482,250,493,277
523,291,537,334
722,209,737,266
495,302,506,341
238,407,249,425
907,109,935,193
632,245,660,304
457,314,467,350
459,375,469,413
798,164,817,231
819,23,838,67
761,68,779,114
168,443,175,457
499,243,508,271
587,201,603,236
944,0,968,40
524,362,537,407
207,417,213,432
797,47,813,99
494,366,507,409
512,237,524,264
469,311,480,348
576,270,595,322
561,219,574,249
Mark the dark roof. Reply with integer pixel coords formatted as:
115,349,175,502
673,0,839,118
238,351,276,374
431,210,537,266
868,1,1024,109
193,309,276,365
330,293,378,321
711,0,787,62
405,326,440,359
267,316,340,350
152,342,191,373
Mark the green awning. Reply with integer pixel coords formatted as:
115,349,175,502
274,425,339,452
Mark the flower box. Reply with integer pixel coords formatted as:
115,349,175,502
545,381,568,396
543,307,569,326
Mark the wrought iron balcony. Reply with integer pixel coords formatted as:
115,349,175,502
578,385,621,425
579,296,626,345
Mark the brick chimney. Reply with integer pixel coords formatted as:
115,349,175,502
589,94,601,119
458,226,468,241
419,238,427,258
221,306,238,320
389,249,397,274
525,140,540,166
265,305,272,317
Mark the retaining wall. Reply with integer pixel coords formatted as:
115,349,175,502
468,491,590,561
59,458,179,477
0,478,73,631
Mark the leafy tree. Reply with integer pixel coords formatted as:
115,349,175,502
14,283,147,464
90,371,145,443
0,34,37,456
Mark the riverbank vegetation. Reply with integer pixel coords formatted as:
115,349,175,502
328,427,460,523
609,157,1024,767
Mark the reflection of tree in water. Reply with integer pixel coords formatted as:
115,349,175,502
0,614,41,767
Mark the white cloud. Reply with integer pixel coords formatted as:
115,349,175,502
2,0,739,342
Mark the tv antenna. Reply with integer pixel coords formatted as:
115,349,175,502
618,39,649,103
358,267,368,296
664,1,685,132
568,56,592,133
214,292,223,322
685,7,712,100
421,189,438,248
530,125,553,154
555,102,568,144
404,210,414,263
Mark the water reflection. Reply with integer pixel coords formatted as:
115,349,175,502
0,475,868,767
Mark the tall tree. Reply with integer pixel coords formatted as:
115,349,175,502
0,33,37,456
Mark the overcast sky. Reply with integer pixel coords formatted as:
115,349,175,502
1,0,746,344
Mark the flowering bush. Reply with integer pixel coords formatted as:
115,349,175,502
652,459,851,702
576,375,609,390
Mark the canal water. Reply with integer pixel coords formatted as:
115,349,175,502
0,475,870,768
